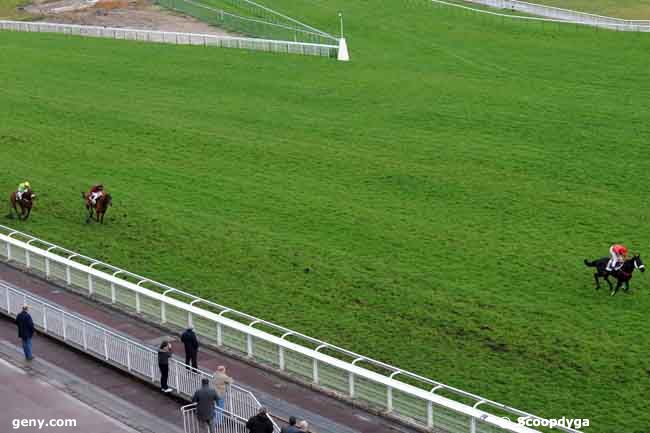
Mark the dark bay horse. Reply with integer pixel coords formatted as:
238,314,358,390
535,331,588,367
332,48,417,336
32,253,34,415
584,255,645,295
82,191,112,224
8,190,35,220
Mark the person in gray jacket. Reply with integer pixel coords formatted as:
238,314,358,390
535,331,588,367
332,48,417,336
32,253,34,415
192,378,218,433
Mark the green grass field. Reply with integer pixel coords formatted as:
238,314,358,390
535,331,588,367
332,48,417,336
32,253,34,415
532,0,650,19
1,2,650,432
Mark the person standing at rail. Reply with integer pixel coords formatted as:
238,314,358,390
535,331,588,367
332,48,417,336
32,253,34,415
181,327,199,370
15,305,34,360
158,340,173,393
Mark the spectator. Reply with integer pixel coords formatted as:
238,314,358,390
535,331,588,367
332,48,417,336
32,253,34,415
180,327,199,369
280,416,301,433
297,420,309,431
158,340,173,393
246,407,274,433
211,365,232,425
192,378,218,433
15,305,34,361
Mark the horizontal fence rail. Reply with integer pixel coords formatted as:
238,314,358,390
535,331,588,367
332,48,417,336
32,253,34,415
183,403,250,433
0,20,340,57
453,0,650,31
0,225,580,433
0,279,278,432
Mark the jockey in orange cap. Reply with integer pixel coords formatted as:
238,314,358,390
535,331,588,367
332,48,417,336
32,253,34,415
606,244,628,271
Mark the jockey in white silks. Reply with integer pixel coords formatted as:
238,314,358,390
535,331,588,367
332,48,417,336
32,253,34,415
89,184,104,205
606,244,628,272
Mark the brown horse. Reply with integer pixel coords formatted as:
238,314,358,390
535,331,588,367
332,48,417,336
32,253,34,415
82,191,112,224
8,189,35,220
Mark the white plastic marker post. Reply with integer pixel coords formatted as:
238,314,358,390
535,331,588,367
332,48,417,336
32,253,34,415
337,12,349,61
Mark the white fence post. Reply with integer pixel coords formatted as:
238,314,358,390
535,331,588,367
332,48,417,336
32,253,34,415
127,344,132,371
103,330,109,360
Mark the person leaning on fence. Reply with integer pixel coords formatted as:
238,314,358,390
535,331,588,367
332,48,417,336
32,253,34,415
280,416,301,433
180,327,199,370
192,378,219,433
15,305,34,361
211,365,232,425
296,420,309,432
158,340,173,393
246,407,274,433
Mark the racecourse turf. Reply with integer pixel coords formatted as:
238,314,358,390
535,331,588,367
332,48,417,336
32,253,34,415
529,0,650,19
1,2,650,432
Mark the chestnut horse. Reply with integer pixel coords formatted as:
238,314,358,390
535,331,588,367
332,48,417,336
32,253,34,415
81,191,112,224
9,190,35,220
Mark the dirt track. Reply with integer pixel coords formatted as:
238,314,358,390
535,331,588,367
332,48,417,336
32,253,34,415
25,0,231,35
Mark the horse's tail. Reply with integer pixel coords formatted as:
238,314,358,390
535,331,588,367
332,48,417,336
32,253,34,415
584,259,596,267
105,193,112,207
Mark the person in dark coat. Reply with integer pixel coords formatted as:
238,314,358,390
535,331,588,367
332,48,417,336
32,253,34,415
180,327,199,369
246,407,274,433
15,305,34,360
280,416,301,433
158,340,173,393
192,378,218,433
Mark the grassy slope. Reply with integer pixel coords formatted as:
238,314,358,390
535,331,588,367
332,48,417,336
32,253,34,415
529,0,650,19
1,3,650,432
0,0,31,19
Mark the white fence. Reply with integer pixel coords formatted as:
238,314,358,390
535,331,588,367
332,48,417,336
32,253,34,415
0,225,580,433
0,279,278,431
0,20,341,58
434,0,650,31
183,404,250,433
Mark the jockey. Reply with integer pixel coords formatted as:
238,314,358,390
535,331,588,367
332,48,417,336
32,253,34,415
17,181,31,200
89,184,104,205
606,244,628,271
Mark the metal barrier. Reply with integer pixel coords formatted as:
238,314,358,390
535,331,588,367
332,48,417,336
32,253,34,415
0,279,278,432
183,404,250,433
0,20,340,57
457,0,650,31
0,225,578,433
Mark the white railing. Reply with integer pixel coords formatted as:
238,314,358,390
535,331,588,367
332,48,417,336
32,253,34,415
0,20,340,57
182,404,251,433
0,279,278,432
0,225,580,433
455,0,650,31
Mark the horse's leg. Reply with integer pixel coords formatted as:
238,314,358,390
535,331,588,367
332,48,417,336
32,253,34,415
604,275,613,292
8,200,17,219
612,280,622,296
593,273,600,289
86,205,93,223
